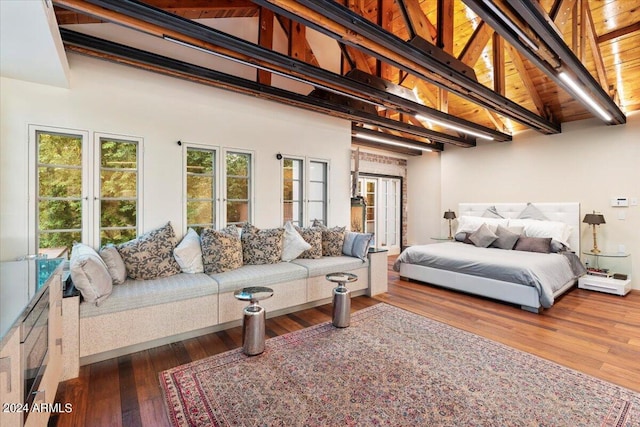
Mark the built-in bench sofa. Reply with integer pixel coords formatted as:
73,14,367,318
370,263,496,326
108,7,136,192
61,251,387,380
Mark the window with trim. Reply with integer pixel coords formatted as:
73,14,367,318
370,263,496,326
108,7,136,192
283,158,303,226
225,151,252,226
185,147,217,233
32,127,141,254
307,160,328,225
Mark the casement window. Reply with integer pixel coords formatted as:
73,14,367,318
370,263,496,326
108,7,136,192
30,126,142,254
225,150,252,226
283,157,304,226
185,147,218,233
281,157,329,226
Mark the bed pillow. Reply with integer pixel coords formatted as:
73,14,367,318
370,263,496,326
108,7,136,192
70,243,113,305
455,216,507,234
490,225,520,250
99,244,127,285
201,226,243,274
295,226,323,259
173,228,204,274
482,206,504,218
241,223,285,265
468,223,498,248
117,222,181,280
517,203,549,221
514,236,552,253
342,231,373,260
508,218,572,247
281,222,311,262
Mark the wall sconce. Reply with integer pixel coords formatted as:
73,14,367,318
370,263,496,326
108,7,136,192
583,211,605,254
443,210,456,240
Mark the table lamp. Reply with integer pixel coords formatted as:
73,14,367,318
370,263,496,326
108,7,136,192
443,210,456,240
583,211,605,254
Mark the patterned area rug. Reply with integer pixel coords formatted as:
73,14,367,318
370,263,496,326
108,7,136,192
160,303,639,426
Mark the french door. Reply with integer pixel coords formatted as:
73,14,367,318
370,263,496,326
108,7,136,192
359,175,401,254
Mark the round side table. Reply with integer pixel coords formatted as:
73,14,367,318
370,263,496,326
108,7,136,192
325,272,358,328
234,286,274,356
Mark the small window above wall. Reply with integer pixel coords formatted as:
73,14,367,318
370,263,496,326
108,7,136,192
280,157,329,227
283,157,304,226
308,160,328,226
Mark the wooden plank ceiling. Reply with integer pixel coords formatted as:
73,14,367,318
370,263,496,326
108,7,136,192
53,0,640,155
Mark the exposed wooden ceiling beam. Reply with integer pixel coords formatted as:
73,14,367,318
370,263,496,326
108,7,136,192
59,29,445,151
597,21,640,44
458,21,494,67
493,33,505,96
258,7,274,85
254,0,558,133
505,44,547,118
397,0,437,42
376,0,395,81
275,15,320,67
54,0,503,144
583,0,609,92
437,0,454,113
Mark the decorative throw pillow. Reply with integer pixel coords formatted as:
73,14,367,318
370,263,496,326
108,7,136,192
201,226,243,274
514,236,552,253
70,243,113,305
342,231,373,260
117,222,181,280
469,223,498,248
490,225,520,250
517,203,549,221
99,244,127,285
455,232,474,244
311,218,325,227
482,206,504,218
321,226,346,257
281,222,311,262
173,228,204,274
241,223,285,265
295,226,323,259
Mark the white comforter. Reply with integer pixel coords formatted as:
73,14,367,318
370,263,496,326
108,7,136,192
393,242,584,308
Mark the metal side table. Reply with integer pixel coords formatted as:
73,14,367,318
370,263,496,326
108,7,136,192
234,286,274,356
325,272,358,328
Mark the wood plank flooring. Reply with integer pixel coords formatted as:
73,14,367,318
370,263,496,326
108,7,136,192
50,258,640,427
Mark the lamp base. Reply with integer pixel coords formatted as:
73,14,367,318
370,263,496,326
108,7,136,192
590,248,601,254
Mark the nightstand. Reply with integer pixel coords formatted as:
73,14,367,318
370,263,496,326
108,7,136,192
579,252,632,296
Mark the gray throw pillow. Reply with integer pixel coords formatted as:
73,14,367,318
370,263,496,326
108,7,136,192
70,243,113,305
241,223,285,265
517,203,549,221
482,206,504,218
469,223,498,248
201,226,243,274
514,236,552,253
99,244,127,285
342,231,373,260
117,222,181,280
490,225,520,250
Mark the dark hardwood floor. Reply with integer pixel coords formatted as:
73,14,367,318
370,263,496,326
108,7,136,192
50,258,640,427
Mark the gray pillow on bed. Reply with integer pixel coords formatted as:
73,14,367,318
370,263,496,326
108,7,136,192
514,236,552,253
469,223,498,248
482,206,504,218
490,225,520,250
517,203,549,221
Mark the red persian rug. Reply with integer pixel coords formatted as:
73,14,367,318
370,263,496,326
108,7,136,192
160,303,639,426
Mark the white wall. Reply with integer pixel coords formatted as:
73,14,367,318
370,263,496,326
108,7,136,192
0,53,352,261
406,152,442,244
408,113,640,289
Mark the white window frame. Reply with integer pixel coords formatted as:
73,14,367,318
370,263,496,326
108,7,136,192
280,155,305,226
279,156,330,226
307,158,330,226
222,148,255,227
182,143,221,232
29,125,90,254
94,132,143,247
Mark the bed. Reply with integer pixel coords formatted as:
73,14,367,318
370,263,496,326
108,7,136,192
393,203,586,313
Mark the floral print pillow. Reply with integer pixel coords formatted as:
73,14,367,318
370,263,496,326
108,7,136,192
321,226,346,257
201,226,243,274
295,226,323,259
116,222,181,280
241,223,285,265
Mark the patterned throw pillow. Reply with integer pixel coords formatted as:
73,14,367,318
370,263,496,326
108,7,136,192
295,226,323,259
116,222,181,280
241,223,285,265
201,226,243,274
321,226,346,256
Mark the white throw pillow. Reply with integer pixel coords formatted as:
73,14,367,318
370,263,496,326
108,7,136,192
455,216,508,234
70,243,113,305
173,228,205,273
281,222,312,262
508,218,572,247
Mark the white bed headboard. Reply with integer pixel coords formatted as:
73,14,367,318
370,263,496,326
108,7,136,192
458,202,581,251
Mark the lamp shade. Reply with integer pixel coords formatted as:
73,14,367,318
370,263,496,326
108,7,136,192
443,210,456,220
583,212,605,225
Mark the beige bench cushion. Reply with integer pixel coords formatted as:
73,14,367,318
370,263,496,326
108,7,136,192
210,263,308,293
291,256,368,277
